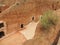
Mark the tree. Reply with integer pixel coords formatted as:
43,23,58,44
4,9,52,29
40,10,58,30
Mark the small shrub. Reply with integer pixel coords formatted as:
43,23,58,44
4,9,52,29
40,10,58,30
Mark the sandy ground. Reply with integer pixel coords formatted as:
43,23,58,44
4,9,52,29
1,21,60,45
0,31,26,45
0,21,39,45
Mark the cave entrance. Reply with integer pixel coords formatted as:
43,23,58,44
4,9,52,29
21,24,24,28
32,16,34,20
0,10,2,13
0,23,4,28
0,31,5,38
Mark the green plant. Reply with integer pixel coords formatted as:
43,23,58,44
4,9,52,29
40,10,58,30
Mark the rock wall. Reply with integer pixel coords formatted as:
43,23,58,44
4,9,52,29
0,0,60,34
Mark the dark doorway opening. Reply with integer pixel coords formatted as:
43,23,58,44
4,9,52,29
0,31,5,38
0,23,4,28
0,11,2,13
32,16,34,20
21,24,24,28
54,8,57,10
16,3,19,5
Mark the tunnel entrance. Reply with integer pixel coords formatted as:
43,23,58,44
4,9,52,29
0,31,5,38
